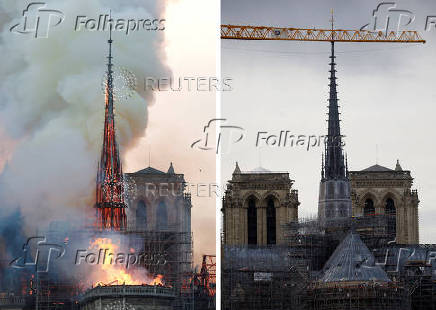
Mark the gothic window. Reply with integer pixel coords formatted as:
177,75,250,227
385,198,396,216
247,197,257,245
266,198,276,245
157,201,168,230
136,200,147,230
385,198,396,236
364,198,375,216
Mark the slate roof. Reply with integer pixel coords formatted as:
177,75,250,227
222,246,290,272
361,164,393,172
320,232,390,283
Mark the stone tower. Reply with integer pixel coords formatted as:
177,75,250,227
349,160,419,244
318,41,352,225
125,163,192,233
222,163,299,246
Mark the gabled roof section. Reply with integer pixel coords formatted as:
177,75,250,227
361,164,393,172
250,166,271,173
135,166,166,174
320,232,390,283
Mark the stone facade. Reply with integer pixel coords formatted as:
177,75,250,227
125,163,191,234
222,163,299,246
349,161,419,244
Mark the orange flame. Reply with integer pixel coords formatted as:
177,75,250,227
88,238,164,287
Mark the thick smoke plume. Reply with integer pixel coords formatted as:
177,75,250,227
0,0,170,234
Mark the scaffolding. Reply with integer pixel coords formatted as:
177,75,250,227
371,244,436,310
305,282,409,310
284,214,397,265
26,224,194,310
221,245,306,310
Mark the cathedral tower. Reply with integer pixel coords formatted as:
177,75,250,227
222,163,299,246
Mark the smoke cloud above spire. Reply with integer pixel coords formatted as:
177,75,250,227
0,0,170,232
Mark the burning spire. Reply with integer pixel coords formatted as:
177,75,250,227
95,19,127,231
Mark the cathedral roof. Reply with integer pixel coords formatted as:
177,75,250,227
320,231,390,283
249,166,271,173
135,166,166,174
361,164,393,172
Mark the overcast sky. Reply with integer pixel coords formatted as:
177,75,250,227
221,0,436,243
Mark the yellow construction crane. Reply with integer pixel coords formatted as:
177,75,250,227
221,25,425,43
221,14,425,44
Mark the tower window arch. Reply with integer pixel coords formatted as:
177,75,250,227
266,197,276,245
157,201,168,230
247,197,257,245
385,198,396,216
136,200,147,230
364,198,375,216
385,198,396,236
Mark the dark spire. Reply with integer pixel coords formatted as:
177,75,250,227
323,40,346,180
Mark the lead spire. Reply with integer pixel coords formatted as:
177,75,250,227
323,27,347,180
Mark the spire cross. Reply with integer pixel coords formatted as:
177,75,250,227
330,9,334,31
330,9,335,41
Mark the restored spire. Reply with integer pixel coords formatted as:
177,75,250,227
323,40,346,180
318,13,352,224
95,17,127,231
